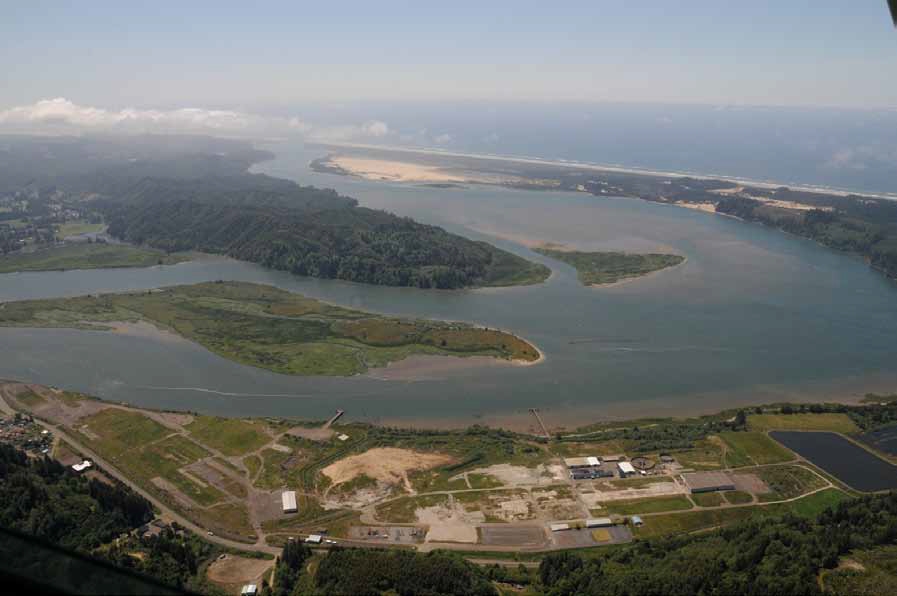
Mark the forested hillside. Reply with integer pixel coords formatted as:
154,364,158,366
103,191,549,288
716,196,897,279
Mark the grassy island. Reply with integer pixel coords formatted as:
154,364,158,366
0,281,540,375
534,246,685,286
0,243,189,273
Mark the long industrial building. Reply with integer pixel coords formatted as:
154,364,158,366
681,471,736,493
281,490,298,513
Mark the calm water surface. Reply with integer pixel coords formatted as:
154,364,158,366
2,144,896,430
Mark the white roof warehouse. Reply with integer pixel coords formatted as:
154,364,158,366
282,490,298,513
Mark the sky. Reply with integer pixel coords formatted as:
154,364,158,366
2,1,896,112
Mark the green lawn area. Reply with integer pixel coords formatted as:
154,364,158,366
375,495,449,523
15,390,46,407
57,220,105,237
73,408,169,458
596,495,693,515
533,247,685,286
243,454,261,479
0,243,188,273
669,440,724,470
748,413,859,433
123,435,224,506
691,492,725,507
185,416,271,456
723,491,754,504
0,281,541,376
756,464,828,502
634,488,848,538
719,431,795,467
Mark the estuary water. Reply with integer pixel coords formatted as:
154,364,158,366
1,143,896,431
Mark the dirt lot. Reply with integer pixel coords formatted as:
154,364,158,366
206,555,273,591
417,502,479,543
550,525,632,548
479,525,547,547
731,472,770,494
287,426,334,441
462,463,567,487
321,448,453,492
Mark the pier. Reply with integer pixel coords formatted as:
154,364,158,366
529,408,551,440
324,409,345,428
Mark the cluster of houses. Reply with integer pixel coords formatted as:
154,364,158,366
0,413,52,455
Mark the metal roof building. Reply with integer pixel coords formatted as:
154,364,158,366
281,490,298,513
617,461,636,476
550,523,570,532
682,471,736,493
241,585,258,596
586,517,613,528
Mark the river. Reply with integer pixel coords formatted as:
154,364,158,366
1,143,896,431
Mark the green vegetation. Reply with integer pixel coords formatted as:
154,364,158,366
533,246,684,286
103,177,549,289
0,281,540,375
375,494,449,523
719,431,794,466
597,495,693,515
822,544,897,596
0,242,188,273
56,220,105,236
538,489,872,595
74,408,170,458
748,412,860,433
756,464,828,502
723,490,753,504
691,492,724,507
185,416,271,456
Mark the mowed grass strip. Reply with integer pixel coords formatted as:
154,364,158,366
748,413,859,433
691,492,725,507
720,431,795,466
185,416,271,456
634,488,849,538
597,495,693,515
74,408,169,458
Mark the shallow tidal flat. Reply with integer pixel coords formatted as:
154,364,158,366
0,280,539,376
533,245,685,286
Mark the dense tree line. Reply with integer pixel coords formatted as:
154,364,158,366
102,187,547,289
0,444,153,552
537,492,897,595
715,196,897,279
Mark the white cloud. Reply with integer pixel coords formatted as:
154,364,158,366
0,97,256,132
433,133,453,145
0,98,391,144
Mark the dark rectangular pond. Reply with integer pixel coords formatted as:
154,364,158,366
858,424,897,457
770,431,897,492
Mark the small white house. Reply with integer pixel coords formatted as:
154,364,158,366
549,523,570,532
241,584,258,596
305,534,323,544
282,490,298,514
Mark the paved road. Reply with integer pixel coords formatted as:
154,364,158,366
0,391,280,556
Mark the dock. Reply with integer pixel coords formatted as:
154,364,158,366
324,409,345,429
529,408,551,440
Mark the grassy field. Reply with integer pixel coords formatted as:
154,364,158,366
375,494,449,523
0,281,540,375
634,488,848,538
596,495,693,515
691,492,725,507
719,431,795,467
533,247,685,286
723,491,754,504
0,243,188,273
185,416,271,456
756,464,828,502
56,220,105,237
669,440,724,470
748,413,859,433
74,408,170,458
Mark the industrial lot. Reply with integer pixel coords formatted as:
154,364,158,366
0,380,872,592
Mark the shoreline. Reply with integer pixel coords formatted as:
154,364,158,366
588,256,689,289
312,141,897,201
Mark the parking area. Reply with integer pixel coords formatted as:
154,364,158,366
348,526,425,544
550,525,632,548
478,525,547,547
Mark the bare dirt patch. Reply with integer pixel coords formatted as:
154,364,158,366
417,503,479,543
479,525,547,547
322,448,453,492
731,473,770,494
286,426,334,442
206,555,273,587
463,463,566,487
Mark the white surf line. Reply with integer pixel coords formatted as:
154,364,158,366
315,141,897,201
